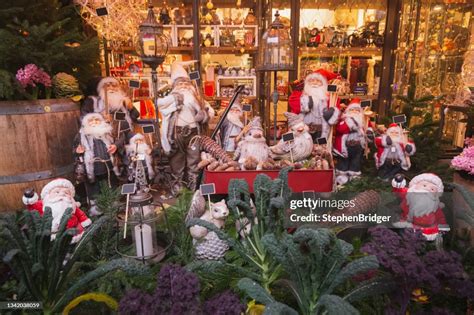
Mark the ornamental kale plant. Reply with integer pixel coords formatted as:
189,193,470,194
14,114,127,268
119,264,245,315
362,226,474,314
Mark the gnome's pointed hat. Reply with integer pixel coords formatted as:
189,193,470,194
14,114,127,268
284,112,304,128
248,116,263,131
171,60,197,83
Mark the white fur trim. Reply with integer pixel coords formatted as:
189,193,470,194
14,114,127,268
423,232,438,241
81,218,92,227
392,221,413,228
41,179,75,200
381,135,389,147
300,94,311,113
409,173,443,193
347,171,361,176
23,193,39,205
97,77,119,95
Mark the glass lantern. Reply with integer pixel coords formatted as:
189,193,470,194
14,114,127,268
257,11,294,72
136,4,170,70
116,192,172,263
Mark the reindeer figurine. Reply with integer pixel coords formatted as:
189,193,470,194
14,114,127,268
186,191,230,260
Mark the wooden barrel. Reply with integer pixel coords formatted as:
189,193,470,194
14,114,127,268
0,99,80,212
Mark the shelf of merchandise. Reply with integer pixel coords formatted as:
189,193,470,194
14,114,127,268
298,46,383,57
215,75,257,97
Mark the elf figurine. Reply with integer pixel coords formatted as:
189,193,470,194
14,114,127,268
392,173,448,241
22,179,91,243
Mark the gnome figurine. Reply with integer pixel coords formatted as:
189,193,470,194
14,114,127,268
234,117,271,170
375,123,416,180
270,112,313,162
392,173,447,240
22,179,91,243
220,103,244,153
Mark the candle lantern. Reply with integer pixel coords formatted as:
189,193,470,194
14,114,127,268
257,11,294,142
116,191,172,263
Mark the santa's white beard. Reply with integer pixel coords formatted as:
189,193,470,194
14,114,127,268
406,187,440,220
389,134,402,144
82,121,112,138
344,112,364,127
240,137,268,161
227,112,244,128
100,89,128,111
43,196,76,233
304,84,328,102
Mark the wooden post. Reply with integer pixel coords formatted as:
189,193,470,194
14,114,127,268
288,0,300,87
377,0,402,117
192,0,202,88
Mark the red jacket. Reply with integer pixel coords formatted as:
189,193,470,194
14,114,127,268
26,200,91,234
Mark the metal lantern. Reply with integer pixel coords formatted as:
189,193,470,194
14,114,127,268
136,4,170,70
116,192,172,263
257,11,294,142
257,11,293,72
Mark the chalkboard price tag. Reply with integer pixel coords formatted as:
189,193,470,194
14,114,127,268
129,80,140,88
282,132,294,142
327,84,338,92
121,183,136,195
361,100,372,108
114,111,127,121
142,125,155,134
96,7,108,16
242,104,252,112
316,137,327,145
392,115,407,124
200,183,215,196
189,71,200,81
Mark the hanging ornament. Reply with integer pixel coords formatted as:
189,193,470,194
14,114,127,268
206,0,214,10
236,0,242,8
205,12,213,22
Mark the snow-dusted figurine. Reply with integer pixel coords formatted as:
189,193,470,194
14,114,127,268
333,100,369,185
289,69,340,142
22,179,91,243
220,103,244,153
392,173,447,240
270,112,313,162
125,133,155,183
74,113,121,216
186,190,230,260
375,123,416,180
156,61,215,193
234,117,271,170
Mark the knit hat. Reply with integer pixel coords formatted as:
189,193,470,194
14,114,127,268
171,60,197,83
409,173,444,193
248,116,263,131
96,77,119,95
284,112,304,128
41,178,75,200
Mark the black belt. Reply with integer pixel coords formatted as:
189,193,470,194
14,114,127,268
175,126,198,137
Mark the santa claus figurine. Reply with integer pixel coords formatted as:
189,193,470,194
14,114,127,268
234,117,270,170
156,61,215,193
22,179,91,243
125,133,155,183
270,112,313,162
289,69,340,142
392,173,448,241
333,100,370,185
375,123,416,180
74,113,121,215
220,103,244,153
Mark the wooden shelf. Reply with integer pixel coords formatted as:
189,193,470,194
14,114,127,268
202,46,257,53
339,94,379,100
298,46,382,57
205,96,257,101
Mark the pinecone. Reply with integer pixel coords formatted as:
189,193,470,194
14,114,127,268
194,232,229,260
190,135,233,163
52,72,81,98
340,190,381,215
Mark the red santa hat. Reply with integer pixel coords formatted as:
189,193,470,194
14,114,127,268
304,69,338,85
387,123,401,133
409,173,444,193
41,178,75,200
345,98,362,112
96,77,119,95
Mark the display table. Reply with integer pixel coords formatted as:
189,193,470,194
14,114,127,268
203,169,334,194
